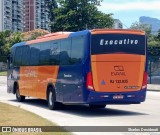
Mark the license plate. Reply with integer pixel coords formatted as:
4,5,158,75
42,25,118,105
113,95,124,99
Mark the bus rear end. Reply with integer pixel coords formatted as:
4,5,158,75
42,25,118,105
87,29,147,105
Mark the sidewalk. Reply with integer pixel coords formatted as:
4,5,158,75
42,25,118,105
147,84,160,92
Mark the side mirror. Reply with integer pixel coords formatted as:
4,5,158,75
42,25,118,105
7,54,12,69
7,55,10,69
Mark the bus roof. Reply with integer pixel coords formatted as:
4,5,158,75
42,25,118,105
91,29,146,35
26,30,90,45
11,42,26,48
36,32,73,39
12,29,145,48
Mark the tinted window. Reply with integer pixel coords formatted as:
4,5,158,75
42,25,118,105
39,42,50,65
21,45,30,66
14,46,23,66
30,45,40,66
70,36,84,64
60,38,71,65
10,48,16,67
91,34,146,55
50,40,60,65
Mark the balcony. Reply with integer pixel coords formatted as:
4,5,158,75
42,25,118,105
4,13,11,18
4,7,11,13
4,2,12,8
12,15,17,19
36,0,41,4
4,25,12,30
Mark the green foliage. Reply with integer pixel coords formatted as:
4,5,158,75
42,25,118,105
130,22,160,56
45,0,58,22
51,0,113,32
27,31,45,40
0,31,22,62
0,29,50,62
130,22,151,36
156,29,160,42
10,32,23,45
0,30,12,56
148,46,160,56
0,71,7,76
148,35,160,56
22,29,50,41
148,40,159,47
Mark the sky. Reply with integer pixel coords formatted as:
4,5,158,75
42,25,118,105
98,0,160,28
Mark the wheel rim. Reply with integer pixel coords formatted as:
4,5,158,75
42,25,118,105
49,91,53,106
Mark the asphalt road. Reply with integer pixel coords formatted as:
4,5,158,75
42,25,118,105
0,76,160,135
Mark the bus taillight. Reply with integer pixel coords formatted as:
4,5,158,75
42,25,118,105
86,72,94,90
142,71,148,89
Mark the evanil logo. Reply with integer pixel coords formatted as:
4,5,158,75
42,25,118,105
100,39,139,46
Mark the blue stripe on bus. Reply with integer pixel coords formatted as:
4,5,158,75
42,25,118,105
12,42,26,48
68,30,90,37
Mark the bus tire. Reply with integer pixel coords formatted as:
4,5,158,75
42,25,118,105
15,84,25,102
89,104,106,109
47,87,60,110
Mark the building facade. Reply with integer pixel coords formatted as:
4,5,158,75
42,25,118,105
23,0,50,32
0,0,50,32
12,0,24,32
0,0,3,31
0,0,23,32
0,0,12,31
113,19,123,29
24,0,35,31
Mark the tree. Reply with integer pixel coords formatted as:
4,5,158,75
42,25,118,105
130,22,160,56
51,0,113,32
0,29,50,62
130,22,152,36
0,31,23,58
21,29,50,41
0,30,12,56
155,29,160,42
45,0,58,23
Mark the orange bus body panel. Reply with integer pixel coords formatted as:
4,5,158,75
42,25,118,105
19,66,59,99
91,54,145,92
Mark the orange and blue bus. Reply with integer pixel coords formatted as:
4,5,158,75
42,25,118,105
7,29,148,109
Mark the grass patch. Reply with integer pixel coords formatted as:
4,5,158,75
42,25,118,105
0,102,71,135
0,71,7,76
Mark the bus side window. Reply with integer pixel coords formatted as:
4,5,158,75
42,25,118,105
70,36,84,64
50,40,60,65
39,42,50,65
14,47,23,66
30,45,40,66
60,38,71,65
21,46,30,66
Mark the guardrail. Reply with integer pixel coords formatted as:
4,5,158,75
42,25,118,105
148,56,160,84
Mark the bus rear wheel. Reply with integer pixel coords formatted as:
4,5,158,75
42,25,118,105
47,87,61,110
15,85,25,102
89,104,106,109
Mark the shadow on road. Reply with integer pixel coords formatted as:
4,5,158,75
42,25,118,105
9,98,148,117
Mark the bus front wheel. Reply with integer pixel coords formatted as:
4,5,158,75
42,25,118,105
47,87,60,110
15,85,25,102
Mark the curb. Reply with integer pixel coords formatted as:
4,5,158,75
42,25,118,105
147,84,160,92
147,89,160,92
